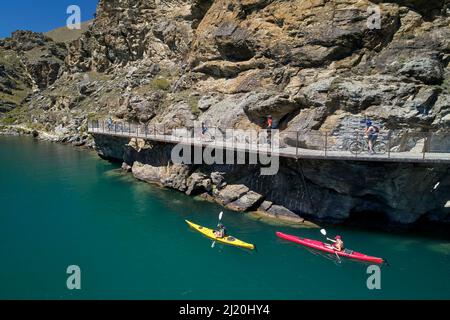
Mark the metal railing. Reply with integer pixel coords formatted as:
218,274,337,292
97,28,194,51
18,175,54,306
88,120,450,163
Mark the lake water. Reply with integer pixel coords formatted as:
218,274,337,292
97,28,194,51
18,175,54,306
0,136,449,299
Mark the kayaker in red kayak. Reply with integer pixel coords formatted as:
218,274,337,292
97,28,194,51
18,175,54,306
276,231,385,264
326,235,345,252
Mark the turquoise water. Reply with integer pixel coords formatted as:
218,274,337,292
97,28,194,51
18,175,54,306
0,136,449,299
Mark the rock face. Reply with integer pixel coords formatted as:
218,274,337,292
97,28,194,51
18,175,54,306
65,0,194,73
2,0,450,225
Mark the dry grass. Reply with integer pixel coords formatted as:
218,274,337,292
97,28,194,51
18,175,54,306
45,21,93,43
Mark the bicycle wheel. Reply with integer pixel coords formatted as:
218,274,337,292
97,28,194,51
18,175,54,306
373,141,387,154
349,141,363,155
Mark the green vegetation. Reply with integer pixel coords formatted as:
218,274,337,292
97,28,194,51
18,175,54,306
441,77,450,94
395,56,408,65
0,83,31,105
0,92,20,105
151,77,171,91
158,90,203,118
50,72,111,98
8,106,30,117
85,112,108,130
87,71,112,82
0,49,22,66
1,116,17,125
1,106,34,125
188,95,201,116
0,48,32,105
50,86,78,98
329,77,344,91
135,77,172,94
24,47,48,62
25,121,45,131
134,82,157,96
87,112,101,121
159,67,180,79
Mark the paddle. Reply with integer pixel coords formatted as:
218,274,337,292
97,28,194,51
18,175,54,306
211,211,224,248
320,229,341,262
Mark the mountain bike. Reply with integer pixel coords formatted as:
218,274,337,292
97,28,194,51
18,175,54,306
201,129,215,142
349,135,387,155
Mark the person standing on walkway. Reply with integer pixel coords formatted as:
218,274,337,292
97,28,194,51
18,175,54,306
107,117,113,131
364,120,379,154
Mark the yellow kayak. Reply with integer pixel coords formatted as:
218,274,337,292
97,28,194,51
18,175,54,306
185,220,255,250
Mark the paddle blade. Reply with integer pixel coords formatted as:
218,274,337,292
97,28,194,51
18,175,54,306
320,229,327,236
211,241,216,248
335,252,341,263
219,211,224,221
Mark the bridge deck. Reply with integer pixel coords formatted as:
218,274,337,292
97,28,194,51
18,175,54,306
88,126,450,164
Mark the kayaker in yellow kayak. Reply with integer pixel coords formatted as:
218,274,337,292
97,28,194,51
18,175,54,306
214,223,227,238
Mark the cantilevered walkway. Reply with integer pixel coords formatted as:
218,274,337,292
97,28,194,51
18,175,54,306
88,121,450,164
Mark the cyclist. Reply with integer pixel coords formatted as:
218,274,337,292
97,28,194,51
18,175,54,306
364,120,379,154
266,115,273,146
201,121,212,141
201,121,208,135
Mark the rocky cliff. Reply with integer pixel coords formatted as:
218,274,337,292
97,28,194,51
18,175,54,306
1,0,449,225
0,31,67,112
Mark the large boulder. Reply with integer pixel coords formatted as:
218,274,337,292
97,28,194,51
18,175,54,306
227,190,264,211
398,57,444,85
240,92,299,124
132,161,190,191
216,184,250,205
186,172,212,195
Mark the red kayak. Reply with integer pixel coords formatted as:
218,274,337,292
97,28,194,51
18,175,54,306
276,231,384,264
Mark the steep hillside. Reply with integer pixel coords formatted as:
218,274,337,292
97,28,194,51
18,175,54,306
0,21,92,119
0,31,67,119
0,48,30,114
